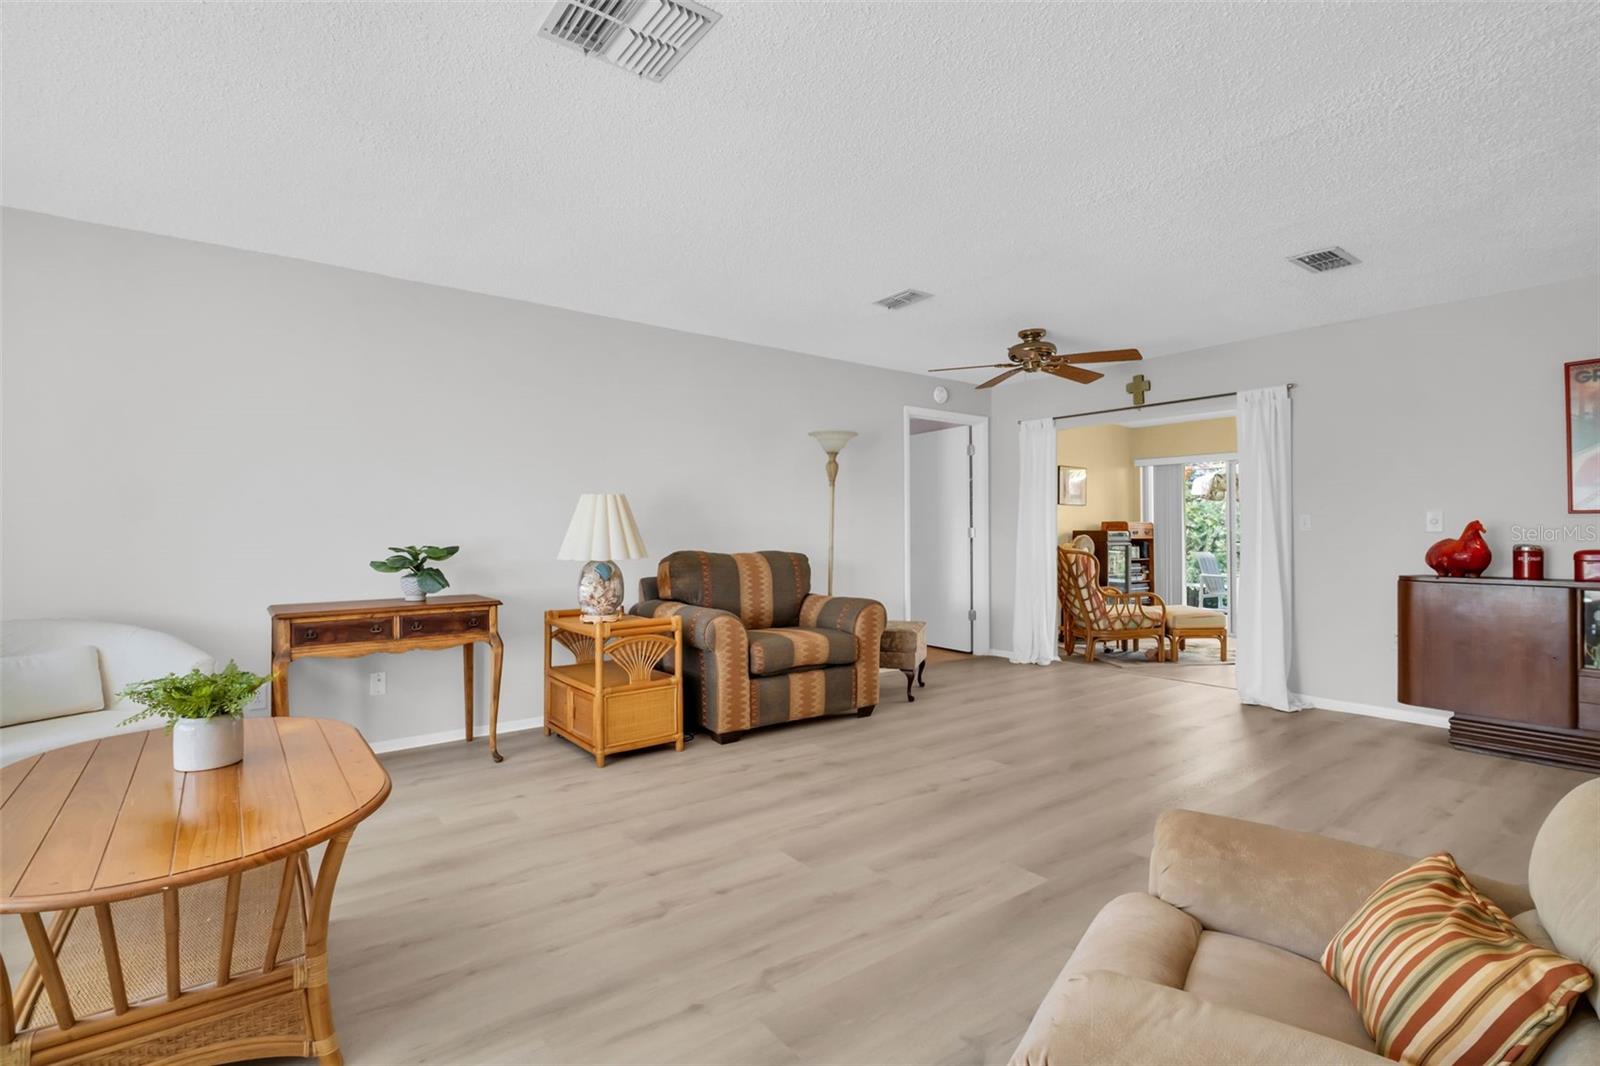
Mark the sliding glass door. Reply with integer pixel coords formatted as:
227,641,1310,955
1181,460,1237,632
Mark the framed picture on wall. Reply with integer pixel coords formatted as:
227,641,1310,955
1059,466,1087,506
1569,359,1600,513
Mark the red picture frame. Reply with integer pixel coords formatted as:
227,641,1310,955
1568,358,1600,513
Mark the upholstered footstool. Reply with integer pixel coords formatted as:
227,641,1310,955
1165,605,1228,661
881,620,928,702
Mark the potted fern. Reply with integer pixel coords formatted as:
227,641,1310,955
369,544,459,601
118,662,269,771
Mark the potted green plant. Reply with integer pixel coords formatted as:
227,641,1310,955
369,544,459,601
118,662,269,771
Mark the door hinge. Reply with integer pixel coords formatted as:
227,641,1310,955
968,608,978,622
967,443,975,457
968,527,976,539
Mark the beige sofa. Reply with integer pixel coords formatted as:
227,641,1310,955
1011,779,1600,1065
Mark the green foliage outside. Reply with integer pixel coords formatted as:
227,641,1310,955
1183,464,1230,598
369,544,459,595
118,661,270,728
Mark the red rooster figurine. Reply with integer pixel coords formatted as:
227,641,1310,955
1426,520,1492,577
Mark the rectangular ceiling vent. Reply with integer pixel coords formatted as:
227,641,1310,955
874,289,934,311
1289,246,1361,273
540,0,720,83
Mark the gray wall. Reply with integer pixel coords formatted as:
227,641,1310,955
1,210,984,745
990,277,1600,712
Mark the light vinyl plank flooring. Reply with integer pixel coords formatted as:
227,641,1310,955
312,656,1588,1064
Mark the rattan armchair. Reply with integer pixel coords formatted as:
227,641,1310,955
1057,545,1168,662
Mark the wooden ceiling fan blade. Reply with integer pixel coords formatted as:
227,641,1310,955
976,368,1024,390
930,363,1013,372
1045,364,1104,384
1064,348,1143,364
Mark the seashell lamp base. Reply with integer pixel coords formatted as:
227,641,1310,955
577,559,625,621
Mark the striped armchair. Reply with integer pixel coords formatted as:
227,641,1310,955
630,551,886,743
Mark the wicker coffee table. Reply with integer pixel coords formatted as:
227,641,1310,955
1,717,389,1066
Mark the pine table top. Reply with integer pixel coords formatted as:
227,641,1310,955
1,717,389,913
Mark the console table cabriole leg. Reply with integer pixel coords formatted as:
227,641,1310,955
462,642,475,743
304,831,354,1066
271,620,291,716
488,632,505,763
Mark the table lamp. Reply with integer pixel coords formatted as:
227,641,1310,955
808,430,857,595
558,494,647,622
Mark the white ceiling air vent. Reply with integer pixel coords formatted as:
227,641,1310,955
1289,247,1361,273
874,289,934,311
540,0,720,82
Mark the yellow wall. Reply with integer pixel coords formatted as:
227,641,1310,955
1128,417,1237,460
1056,424,1139,542
1057,417,1237,539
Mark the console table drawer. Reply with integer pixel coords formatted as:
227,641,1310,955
399,611,489,638
291,618,393,647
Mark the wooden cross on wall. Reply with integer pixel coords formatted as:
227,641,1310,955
1126,374,1151,406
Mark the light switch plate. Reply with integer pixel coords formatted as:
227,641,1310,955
1425,510,1443,533
369,671,386,696
1297,513,1312,531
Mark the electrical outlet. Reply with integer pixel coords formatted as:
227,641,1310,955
1297,513,1312,531
246,686,268,712
1425,510,1443,533
369,671,386,696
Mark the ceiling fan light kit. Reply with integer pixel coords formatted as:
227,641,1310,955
930,328,1143,390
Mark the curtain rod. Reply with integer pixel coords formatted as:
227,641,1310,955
1028,384,1298,423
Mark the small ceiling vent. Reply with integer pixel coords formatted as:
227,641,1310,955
540,0,720,82
1289,247,1361,273
874,289,934,311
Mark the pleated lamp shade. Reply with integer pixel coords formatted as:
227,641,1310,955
557,494,648,561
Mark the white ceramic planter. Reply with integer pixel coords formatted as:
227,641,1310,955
172,716,244,772
400,573,426,602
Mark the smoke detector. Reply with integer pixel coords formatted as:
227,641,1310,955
1288,247,1361,273
540,0,720,82
873,289,934,311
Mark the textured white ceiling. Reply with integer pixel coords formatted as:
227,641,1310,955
4,2,1597,380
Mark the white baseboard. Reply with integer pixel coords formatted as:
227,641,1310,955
368,716,543,755
1293,694,1449,729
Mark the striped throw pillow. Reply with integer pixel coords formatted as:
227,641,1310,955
1322,853,1593,1066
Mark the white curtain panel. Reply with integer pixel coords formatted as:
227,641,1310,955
1151,463,1186,606
1235,386,1303,711
1010,418,1060,665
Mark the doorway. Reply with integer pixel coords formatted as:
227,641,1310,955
1057,400,1237,679
903,407,990,656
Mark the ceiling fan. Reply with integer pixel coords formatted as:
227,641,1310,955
930,328,1142,390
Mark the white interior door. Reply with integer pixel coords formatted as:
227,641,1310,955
909,425,973,652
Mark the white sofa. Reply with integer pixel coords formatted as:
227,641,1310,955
1,619,214,764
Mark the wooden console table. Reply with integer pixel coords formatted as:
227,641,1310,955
270,594,505,761
1398,575,1599,772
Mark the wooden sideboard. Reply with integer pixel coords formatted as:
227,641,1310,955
269,594,505,761
1397,575,1599,772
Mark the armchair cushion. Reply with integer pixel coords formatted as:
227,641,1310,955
1187,931,1372,1049
1052,893,1371,1050
747,627,856,677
